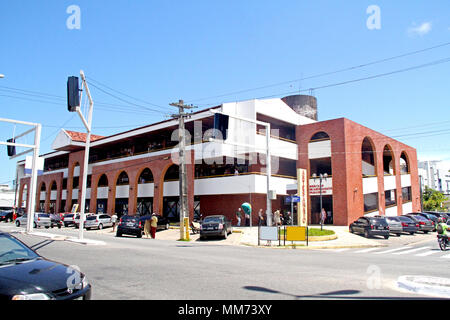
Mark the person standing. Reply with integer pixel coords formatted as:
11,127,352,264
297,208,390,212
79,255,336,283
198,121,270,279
258,209,265,226
150,214,158,239
274,210,281,226
245,212,250,226
111,213,118,232
144,218,151,238
236,208,242,227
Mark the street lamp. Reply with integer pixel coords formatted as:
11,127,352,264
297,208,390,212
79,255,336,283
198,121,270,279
312,173,328,230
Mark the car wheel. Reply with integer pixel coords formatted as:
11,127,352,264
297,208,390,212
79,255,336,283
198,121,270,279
350,226,354,233
116,232,122,237
165,223,169,230
423,231,429,234
396,233,401,237
410,232,415,235
223,229,228,239
137,233,142,238
384,235,389,240
16,221,20,227
98,224,103,230
364,230,370,238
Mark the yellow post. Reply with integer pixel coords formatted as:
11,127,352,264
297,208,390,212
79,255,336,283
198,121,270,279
184,217,190,241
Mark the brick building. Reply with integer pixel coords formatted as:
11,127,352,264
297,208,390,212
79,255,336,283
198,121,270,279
16,95,420,226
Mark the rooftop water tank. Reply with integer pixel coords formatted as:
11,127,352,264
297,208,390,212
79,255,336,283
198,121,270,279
281,95,318,121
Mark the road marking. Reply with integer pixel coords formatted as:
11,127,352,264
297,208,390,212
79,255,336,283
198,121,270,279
415,251,439,257
392,246,430,255
373,247,413,254
354,247,380,253
441,253,450,259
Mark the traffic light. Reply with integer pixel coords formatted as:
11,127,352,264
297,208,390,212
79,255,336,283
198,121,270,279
213,113,229,140
67,76,80,112
7,138,16,157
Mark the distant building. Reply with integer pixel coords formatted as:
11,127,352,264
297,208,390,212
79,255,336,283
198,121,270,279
0,184,15,209
418,160,450,195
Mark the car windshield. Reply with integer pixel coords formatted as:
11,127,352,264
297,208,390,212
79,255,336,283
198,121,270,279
86,216,97,220
38,214,50,218
123,216,138,222
399,216,413,222
0,235,39,265
369,217,387,224
65,214,74,218
413,215,428,221
203,217,223,223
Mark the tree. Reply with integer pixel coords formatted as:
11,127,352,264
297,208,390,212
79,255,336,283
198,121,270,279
423,186,448,211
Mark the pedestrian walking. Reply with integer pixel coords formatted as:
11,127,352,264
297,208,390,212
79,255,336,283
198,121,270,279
111,213,118,232
144,218,151,238
245,212,250,226
274,210,281,226
236,208,242,226
150,214,158,239
320,208,326,230
258,209,265,226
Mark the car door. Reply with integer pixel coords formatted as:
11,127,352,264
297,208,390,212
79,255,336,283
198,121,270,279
100,215,112,227
354,218,365,233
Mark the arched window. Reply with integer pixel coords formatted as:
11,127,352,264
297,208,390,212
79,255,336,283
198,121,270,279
116,171,129,186
139,168,154,184
164,165,179,181
362,137,376,177
383,145,395,175
400,152,410,174
50,181,57,191
310,131,330,142
40,182,46,192
98,174,108,187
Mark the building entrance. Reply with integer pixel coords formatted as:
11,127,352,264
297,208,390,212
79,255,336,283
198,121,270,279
310,195,333,225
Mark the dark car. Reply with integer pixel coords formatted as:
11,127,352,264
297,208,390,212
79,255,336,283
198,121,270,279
0,210,13,223
200,215,233,240
349,216,390,239
0,232,91,300
425,211,450,223
116,214,170,238
405,213,434,234
417,212,438,231
396,215,419,235
49,213,63,229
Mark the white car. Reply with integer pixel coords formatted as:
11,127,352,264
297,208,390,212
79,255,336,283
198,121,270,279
15,213,51,229
84,214,113,230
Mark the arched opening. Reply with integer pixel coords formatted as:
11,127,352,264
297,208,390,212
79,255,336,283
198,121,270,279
383,145,395,175
137,168,154,216
49,181,57,213
400,152,410,174
96,174,109,213
39,182,46,212
21,184,28,211
362,137,376,177
309,131,333,225
163,164,180,221
115,171,129,218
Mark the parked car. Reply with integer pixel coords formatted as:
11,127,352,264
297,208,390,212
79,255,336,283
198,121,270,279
417,212,438,231
396,215,419,235
374,216,402,236
425,211,450,223
0,210,13,223
405,213,434,234
116,215,143,238
15,213,51,229
200,215,233,240
0,231,91,300
349,216,390,239
49,213,63,229
74,213,95,229
84,214,113,230
62,213,76,227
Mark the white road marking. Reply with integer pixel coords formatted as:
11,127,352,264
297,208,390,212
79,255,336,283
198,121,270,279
373,247,413,254
415,251,439,257
440,253,450,259
392,247,430,255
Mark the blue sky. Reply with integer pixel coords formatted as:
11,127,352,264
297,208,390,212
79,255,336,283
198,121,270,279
0,0,450,186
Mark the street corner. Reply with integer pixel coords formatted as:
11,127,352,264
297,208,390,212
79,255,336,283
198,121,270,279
396,275,450,299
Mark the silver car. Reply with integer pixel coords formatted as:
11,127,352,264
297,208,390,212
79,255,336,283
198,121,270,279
84,214,113,230
379,216,403,237
15,213,51,229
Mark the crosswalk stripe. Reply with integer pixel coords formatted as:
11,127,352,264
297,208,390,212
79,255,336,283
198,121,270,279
355,248,380,253
373,247,412,254
392,246,430,255
415,251,439,257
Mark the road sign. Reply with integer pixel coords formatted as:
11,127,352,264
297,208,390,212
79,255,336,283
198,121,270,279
286,196,300,203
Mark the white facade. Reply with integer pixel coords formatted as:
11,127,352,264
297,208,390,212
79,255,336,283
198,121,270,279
419,160,450,194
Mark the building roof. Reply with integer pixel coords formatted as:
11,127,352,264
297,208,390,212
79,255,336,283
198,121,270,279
65,130,105,143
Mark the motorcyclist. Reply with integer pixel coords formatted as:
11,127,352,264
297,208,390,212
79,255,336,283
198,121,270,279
437,217,449,244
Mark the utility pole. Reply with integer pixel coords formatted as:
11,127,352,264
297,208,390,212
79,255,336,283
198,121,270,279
170,100,196,240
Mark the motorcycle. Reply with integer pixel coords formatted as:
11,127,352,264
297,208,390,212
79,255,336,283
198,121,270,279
437,234,448,251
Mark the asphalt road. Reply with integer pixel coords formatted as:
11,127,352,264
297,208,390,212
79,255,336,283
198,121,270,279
4,224,449,300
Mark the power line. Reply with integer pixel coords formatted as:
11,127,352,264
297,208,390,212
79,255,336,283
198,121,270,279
186,41,450,104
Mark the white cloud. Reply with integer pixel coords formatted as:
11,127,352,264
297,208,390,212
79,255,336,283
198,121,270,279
408,22,432,36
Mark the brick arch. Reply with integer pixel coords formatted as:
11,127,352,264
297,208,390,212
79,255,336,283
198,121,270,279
36,181,47,211
18,180,30,212
130,167,155,216
361,136,377,177
400,150,411,174
382,144,396,175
